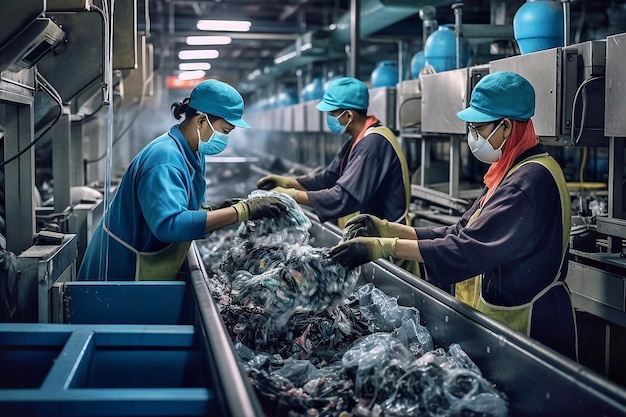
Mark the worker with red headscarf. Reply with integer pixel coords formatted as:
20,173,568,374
329,71,577,360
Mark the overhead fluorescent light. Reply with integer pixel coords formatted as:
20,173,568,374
185,36,232,46
247,69,261,81
178,50,219,60
196,20,251,32
274,50,297,65
178,70,206,80
179,62,211,71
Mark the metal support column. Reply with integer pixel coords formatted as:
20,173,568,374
349,0,360,78
449,135,460,198
70,116,85,186
607,136,625,252
420,138,431,186
52,107,72,213
4,101,36,254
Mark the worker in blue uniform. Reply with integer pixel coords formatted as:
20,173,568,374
77,79,287,281
256,77,419,275
329,72,578,360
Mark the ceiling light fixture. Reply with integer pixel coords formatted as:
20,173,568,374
185,36,232,46
179,62,211,71
178,50,219,60
178,70,206,80
196,20,251,32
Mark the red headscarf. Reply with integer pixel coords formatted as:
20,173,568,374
481,119,539,205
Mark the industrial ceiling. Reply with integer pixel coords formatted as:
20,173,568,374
143,0,626,97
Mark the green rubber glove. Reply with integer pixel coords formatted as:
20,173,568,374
232,196,287,222
328,237,398,269
257,174,293,190
271,186,297,199
200,198,244,211
342,214,405,240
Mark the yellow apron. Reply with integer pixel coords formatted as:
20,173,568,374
455,154,571,336
103,223,190,281
338,126,421,276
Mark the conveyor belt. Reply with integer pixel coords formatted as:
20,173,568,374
302,214,626,417
2,192,625,416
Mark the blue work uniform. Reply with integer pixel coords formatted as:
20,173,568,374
297,122,406,224
416,145,577,360
77,125,207,281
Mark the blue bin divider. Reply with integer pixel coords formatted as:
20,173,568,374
0,323,214,416
62,281,193,325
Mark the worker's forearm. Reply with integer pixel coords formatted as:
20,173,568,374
394,239,424,263
204,207,238,234
290,189,311,206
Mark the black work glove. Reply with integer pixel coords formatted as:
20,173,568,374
232,196,288,222
257,174,293,190
328,237,398,269
200,198,244,211
342,214,406,240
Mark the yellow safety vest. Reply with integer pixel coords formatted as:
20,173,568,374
455,154,571,335
337,126,421,276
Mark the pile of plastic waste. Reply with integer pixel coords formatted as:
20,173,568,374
197,191,508,417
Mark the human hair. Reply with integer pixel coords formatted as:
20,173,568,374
171,97,197,120
171,97,221,123
346,108,367,117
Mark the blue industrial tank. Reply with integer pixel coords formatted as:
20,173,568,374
300,77,325,102
371,61,398,88
513,0,564,54
410,51,426,79
424,24,470,73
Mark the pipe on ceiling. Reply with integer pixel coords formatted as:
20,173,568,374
330,0,454,44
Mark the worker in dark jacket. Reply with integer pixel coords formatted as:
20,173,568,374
329,71,578,360
256,77,411,230
257,77,419,276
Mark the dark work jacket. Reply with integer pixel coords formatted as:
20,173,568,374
297,122,406,224
416,145,577,359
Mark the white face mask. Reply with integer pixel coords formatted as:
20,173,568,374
467,120,506,164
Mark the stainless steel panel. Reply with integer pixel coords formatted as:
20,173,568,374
397,79,421,130
293,102,307,132
16,234,77,322
368,86,396,130
281,105,294,131
3,100,36,255
46,0,92,11
605,33,626,137
0,68,36,102
73,199,103,268
304,101,322,132
567,261,625,312
421,68,468,134
561,40,606,146
490,49,561,141
121,35,147,105
0,0,44,49
37,12,104,102
111,0,137,70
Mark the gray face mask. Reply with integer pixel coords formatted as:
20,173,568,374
467,120,505,164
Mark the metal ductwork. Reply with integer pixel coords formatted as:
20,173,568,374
0,18,64,73
273,30,343,70
330,0,453,44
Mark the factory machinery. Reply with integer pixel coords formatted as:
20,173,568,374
1,0,626,415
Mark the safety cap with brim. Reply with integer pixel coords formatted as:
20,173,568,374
189,79,250,128
456,71,535,123
316,77,369,112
